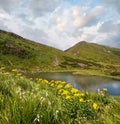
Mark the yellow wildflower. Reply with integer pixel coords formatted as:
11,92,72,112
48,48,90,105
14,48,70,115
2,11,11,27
55,81,61,84
57,84,63,89
64,84,72,89
66,95,71,100
12,69,17,72
51,83,54,87
4,72,9,75
38,78,42,81
79,93,85,96
93,103,97,110
59,89,64,93
62,90,69,95
17,73,22,76
60,81,66,85
79,98,84,102
71,88,79,93
86,99,92,102
43,79,49,84
74,93,80,97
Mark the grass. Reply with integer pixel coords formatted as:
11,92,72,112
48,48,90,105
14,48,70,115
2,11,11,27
66,41,120,64
0,70,120,124
0,30,70,71
66,41,120,78
0,30,120,124
1,29,120,79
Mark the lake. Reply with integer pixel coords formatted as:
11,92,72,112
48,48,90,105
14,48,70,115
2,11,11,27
35,72,120,96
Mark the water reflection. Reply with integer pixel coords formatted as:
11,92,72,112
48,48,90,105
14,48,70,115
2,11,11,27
98,82,120,95
37,72,120,96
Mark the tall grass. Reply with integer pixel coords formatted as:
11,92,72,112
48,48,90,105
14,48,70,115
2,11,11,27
0,71,120,124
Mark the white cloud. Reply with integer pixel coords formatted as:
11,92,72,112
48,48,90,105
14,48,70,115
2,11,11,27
0,0,120,50
0,12,23,34
28,0,60,17
0,0,21,12
56,17,67,32
99,21,120,33
101,0,120,14
73,6,104,28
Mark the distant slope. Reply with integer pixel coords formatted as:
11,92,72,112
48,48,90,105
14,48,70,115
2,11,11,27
66,41,120,64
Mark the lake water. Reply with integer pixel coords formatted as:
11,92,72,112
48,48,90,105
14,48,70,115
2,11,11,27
36,72,120,96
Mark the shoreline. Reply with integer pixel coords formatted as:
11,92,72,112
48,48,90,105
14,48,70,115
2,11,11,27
30,69,120,80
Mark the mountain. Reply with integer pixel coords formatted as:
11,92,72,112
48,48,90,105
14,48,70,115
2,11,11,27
66,41,120,64
0,30,120,77
66,41,120,77
0,30,96,73
0,30,68,71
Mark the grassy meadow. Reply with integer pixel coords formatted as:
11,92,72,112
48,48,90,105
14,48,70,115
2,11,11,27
0,68,120,124
0,30,120,124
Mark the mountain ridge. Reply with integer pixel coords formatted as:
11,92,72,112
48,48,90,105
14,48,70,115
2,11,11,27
1,29,97,72
66,40,120,64
0,29,120,77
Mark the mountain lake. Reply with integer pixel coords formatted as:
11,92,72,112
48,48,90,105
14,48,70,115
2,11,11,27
35,72,120,96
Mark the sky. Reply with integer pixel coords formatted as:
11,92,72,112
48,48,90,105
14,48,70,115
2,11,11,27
0,0,120,50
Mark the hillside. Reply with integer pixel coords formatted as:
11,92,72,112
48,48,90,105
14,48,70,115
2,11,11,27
0,30,97,73
66,41,120,77
0,30,67,71
0,30,120,78
66,41,120,64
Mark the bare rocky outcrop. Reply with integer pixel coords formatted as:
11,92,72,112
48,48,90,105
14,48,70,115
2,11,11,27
53,57,59,66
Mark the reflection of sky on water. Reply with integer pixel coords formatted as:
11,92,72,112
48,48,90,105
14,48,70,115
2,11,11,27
38,72,120,96
97,82,120,96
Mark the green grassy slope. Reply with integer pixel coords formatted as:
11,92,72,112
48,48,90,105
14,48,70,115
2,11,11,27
0,30,72,71
66,41,120,64
1,30,120,77
0,30,103,73
66,41,120,77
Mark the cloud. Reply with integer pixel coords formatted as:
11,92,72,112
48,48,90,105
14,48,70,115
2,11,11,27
97,20,120,47
0,0,120,50
98,21,120,33
56,17,68,32
101,0,120,14
72,6,104,28
0,20,9,31
0,12,23,34
22,27,49,45
28,0,60,17
0,0,21,12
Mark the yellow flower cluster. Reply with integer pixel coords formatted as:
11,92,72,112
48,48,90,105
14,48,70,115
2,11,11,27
71,88,79,93
38,79,86,102
64,84,72,89
0,67,23,78
93,103,97,109
12,69,17,72
35,78,99,110
66,95,71,100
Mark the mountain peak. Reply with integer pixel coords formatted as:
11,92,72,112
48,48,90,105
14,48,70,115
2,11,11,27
66,40,120,64
79,41,87,43
78,41,87,44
